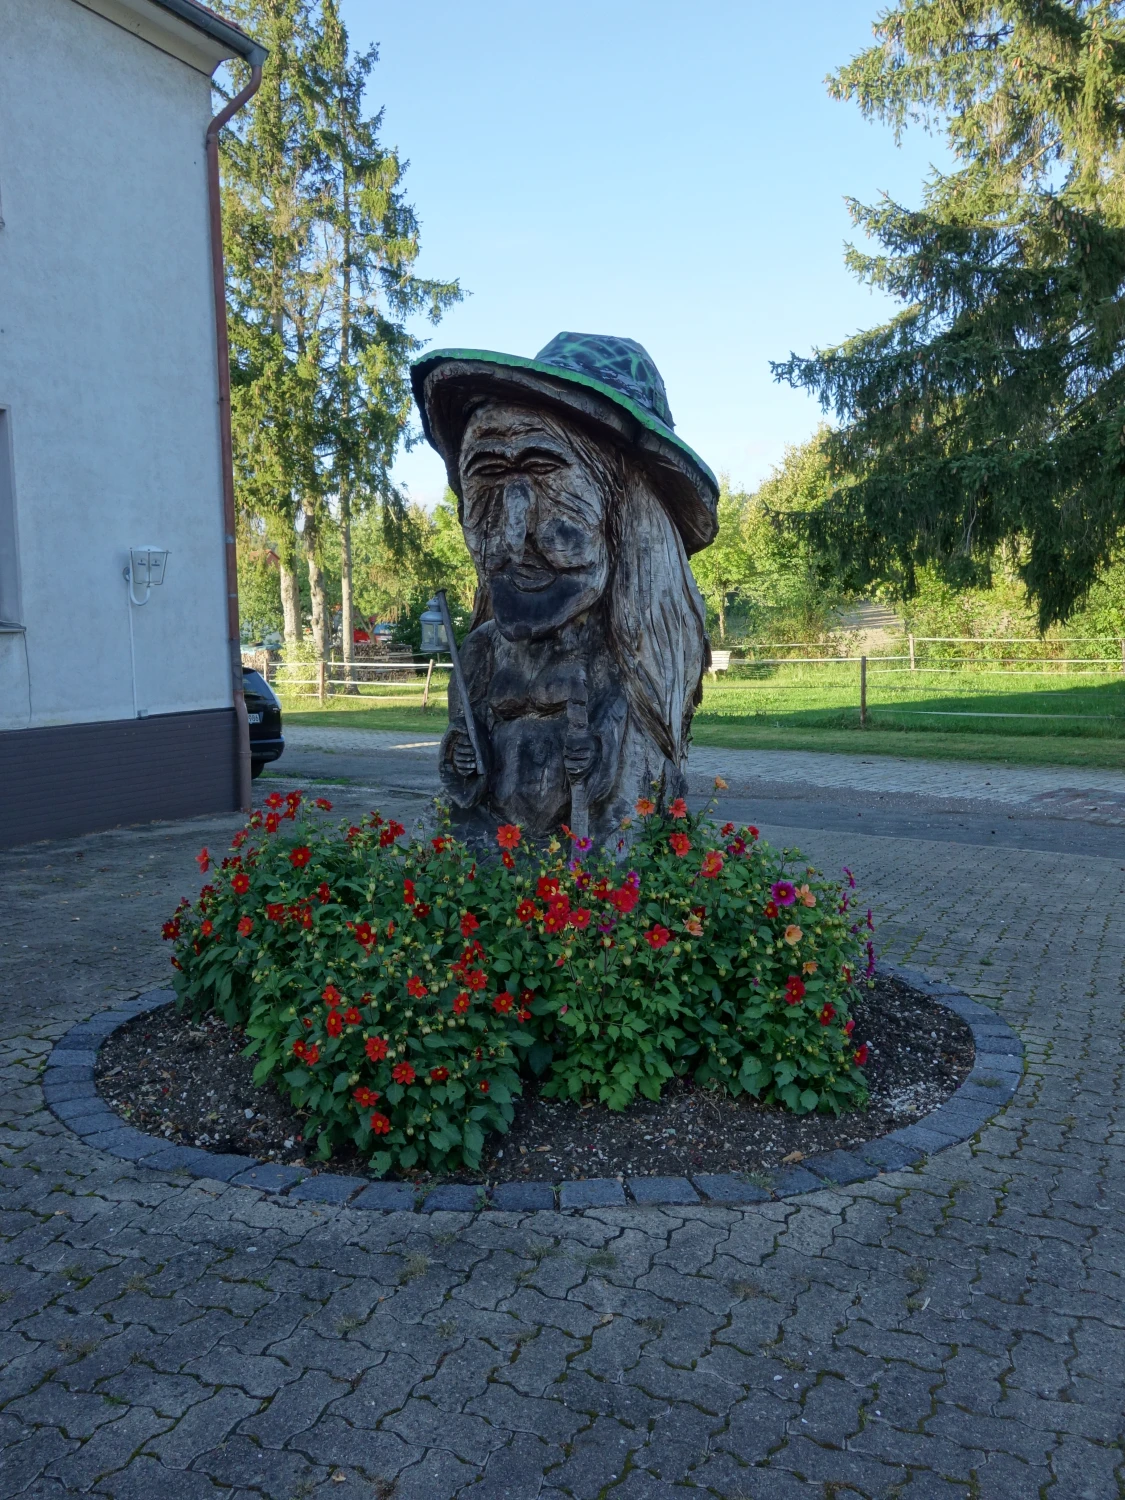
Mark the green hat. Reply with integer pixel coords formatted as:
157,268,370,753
411,332,719,555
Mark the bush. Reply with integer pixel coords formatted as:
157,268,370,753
165,789,873,1177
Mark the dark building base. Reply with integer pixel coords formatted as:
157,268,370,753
0,709,240,848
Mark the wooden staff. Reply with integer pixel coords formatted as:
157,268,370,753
567,666,590,842
435,589,483,776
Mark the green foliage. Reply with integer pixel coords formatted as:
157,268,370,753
693,436,847,642
775,1,1125,629
349,492,476,635
166,797,871,1177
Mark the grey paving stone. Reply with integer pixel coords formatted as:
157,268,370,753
890,1121,962,1152
421,1184,483,1212
40,1065,93,1085
805,1149,879,1184
559,1177,626,1208
132,1144,218,1173
230,1162,304,1192
46,1048,96,1069
53,1097,115,1124
352,1180,417,1212
82,1126,159,1155
286,1173,366,1204
40,1079,98,1104
692,1173,771,1204
489,1181,555,1212
771,1165,825,1196
859,1135,923,1171
627,1175,700,1205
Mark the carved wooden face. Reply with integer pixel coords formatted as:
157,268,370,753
459,401,612,642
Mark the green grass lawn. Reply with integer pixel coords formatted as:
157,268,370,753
281,664,1125,770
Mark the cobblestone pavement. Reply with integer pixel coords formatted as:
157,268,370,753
1,763,1124,1498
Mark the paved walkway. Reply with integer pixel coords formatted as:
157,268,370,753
0,764,1123,1498
284,724,1125,822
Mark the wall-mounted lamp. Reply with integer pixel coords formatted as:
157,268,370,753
124,547,169,606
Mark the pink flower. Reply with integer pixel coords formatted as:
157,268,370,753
771,881,797,907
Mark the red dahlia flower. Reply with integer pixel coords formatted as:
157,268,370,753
501,851,515,869
403,878,416,906
517,1008,531,1023
700,850,724,879
478,1081,490,1093
496,823,521,850
748,825,760,839
492,992,513,1013
316,882,331,904
326,1012,343,1037
609,885,639,914
543,910,567,934
453,992,470,1014
721,822,735,836
303,1043,319,1064
266,903,286,922
353,1085,379,1106
414,901,432,918
200,920,213,937
289,846,311,868
644,924,671,949
265,813,281,833
844,1018,855,1036
568,907,591,929
669,833,691,857
819,1002,836,1027
406,975,428,998
161,920,180,941
764,901,779,919
727,838,746,856
292,1039,306,1059
537,875,560,900
264,793,284,810
237,916,253,937
196,848,210,874
466,969,487,991
784,975,806,1005
668,797,688,820
365,1036,388,1062
343,1007,361,1026
392,1061,416,1085
515,899,538,923
231,872,250,895
322,984,342,1006
431,835,451,852
370,1112,391,1134
460,911,479,938
352,921,374,948
315,797,333,810
853,1044,869,1066
429,1066,449,1083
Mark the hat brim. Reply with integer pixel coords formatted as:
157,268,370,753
411,349,719,555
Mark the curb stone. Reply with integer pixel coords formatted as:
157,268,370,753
42,965,1023,1215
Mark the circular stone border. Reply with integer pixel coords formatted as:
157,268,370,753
42,966,1022,1214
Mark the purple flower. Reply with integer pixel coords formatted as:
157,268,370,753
866,908,874,931
568,859,584,875
843,866,856,889
625,870,640,889
597,915,617,934
573,837,593,856
771,880,797,907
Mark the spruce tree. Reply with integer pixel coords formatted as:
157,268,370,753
775,2,1125,627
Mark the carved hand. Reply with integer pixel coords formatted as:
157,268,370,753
563,727,598,782
448,722,481,778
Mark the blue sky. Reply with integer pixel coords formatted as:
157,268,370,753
338,0,947,506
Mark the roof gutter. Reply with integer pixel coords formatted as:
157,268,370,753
206,63,263,813
151,0,267,66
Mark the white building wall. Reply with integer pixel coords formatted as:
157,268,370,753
0,0,232,732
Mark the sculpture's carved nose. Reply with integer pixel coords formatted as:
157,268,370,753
501,479,532,561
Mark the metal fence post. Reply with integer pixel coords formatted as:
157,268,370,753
909,634,916,672
421,657,435,710
860,655,867,727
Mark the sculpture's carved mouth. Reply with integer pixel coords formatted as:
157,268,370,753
501,561,556,592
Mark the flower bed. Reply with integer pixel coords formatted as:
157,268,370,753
165,788,873,1177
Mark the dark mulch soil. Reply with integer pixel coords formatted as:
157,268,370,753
94,972,974,1185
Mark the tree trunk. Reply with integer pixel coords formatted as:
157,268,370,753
339,490,357,693
718,596,726,642
280,563,302,646
302,507,331,667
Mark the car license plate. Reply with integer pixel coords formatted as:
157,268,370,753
247,712,262,724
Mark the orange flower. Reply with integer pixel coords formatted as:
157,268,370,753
713,776,728,790
496,823,522,849
668,797,688,819
803,960,818,975
784,924,802,946
700,850,724,879
669,832,691,857
635,797,656,817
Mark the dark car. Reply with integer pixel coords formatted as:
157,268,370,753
243,667,284,778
